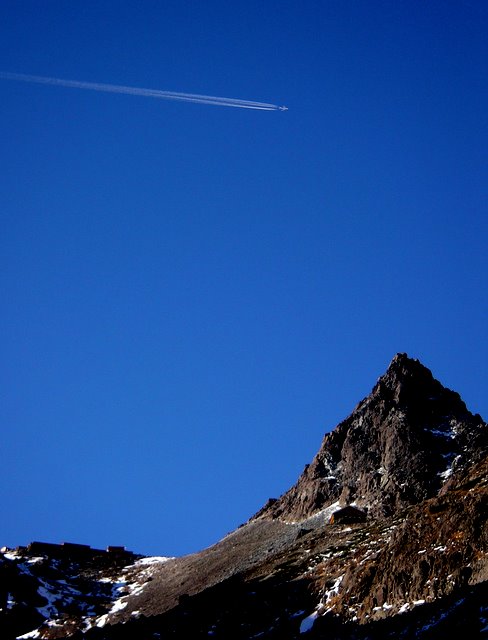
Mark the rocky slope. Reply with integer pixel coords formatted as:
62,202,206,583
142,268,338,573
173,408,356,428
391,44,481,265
1,353,487,639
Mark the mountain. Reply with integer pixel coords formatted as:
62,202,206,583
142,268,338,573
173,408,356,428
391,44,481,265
252,352,487,522
1,353,487,639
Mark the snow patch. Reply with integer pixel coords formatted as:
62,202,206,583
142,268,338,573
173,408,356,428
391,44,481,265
398,600,425,613
439,454,461,482
429,428,455,439
134,556,173,566
323,575,343,609
439,468,453,480
95,614,110,628
299,611,318,633
305,501,341,525
37,584,59,618
110,597,128,613
298,575,343,635
16,630,41,639
86,556,173,628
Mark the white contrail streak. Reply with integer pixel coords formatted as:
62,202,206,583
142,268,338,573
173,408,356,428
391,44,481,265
0,71,288,111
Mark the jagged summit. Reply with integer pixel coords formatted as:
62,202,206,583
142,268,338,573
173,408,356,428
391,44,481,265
253,353,487,523
367,352,467,414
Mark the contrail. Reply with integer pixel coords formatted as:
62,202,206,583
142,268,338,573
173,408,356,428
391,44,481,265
0,71,288,111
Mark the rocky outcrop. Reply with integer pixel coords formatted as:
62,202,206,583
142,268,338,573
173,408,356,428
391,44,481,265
253,353,487,522
332,454,488,622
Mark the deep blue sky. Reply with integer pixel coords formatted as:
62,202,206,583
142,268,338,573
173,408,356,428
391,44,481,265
1,1,487,557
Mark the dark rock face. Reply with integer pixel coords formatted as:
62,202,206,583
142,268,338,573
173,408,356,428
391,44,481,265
253,353,487,522
1,353,486,639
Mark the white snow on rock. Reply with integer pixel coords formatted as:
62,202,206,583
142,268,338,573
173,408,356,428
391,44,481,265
299,572,345,633
134,556,173,566
16,630,41,639
429,428,455,439
322,574,344,612
297,501,341,527
86,555,174,629
439,467,454,481
37,583,60,618
438,453,462,483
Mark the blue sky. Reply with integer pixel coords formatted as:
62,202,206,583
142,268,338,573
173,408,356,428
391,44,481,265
1,1,487,557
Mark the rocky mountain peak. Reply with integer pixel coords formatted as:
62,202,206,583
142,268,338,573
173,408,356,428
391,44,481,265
365,352,467,415
253,353,487,523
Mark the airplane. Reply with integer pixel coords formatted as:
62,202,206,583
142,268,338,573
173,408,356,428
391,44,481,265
279,105,288,111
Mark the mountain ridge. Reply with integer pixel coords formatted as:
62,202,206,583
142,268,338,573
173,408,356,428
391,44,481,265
1,353,487,639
